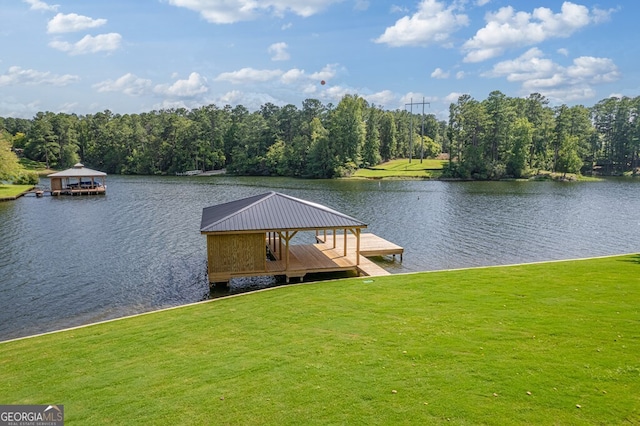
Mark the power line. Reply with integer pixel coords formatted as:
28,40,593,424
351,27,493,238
405,97,431,163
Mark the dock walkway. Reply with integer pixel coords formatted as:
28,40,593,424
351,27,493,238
265,232,401,282
316,232,404,261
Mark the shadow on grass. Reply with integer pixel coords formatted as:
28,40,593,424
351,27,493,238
618,253,640,264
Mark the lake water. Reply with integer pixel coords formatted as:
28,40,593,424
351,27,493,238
1,175,639,341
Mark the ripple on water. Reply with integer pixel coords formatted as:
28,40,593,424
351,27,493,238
2,176,640,340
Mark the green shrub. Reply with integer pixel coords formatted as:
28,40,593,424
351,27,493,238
13,171,40,185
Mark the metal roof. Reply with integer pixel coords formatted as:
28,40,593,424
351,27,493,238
48,163,107,178
200,192,367,233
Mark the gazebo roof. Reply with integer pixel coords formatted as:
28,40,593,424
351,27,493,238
200,192,367,233
48,163,107,178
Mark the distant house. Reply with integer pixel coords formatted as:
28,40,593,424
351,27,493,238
47,163,107,196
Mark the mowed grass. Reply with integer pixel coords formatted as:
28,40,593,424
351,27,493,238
0,184,33,199
353,158,446,179
1,255,639,425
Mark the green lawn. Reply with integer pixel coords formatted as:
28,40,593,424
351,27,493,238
0,184,33,199
19,158,55,175
1,255,639,425
353,158,447,179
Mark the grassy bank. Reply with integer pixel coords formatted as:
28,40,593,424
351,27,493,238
1,255,639,424
19,158,55,175
0,184,34,200
353,158,446,179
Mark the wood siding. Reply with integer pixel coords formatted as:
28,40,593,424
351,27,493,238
207,233,266,275
50,178,62,191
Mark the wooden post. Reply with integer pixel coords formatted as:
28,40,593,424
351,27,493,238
356,228,361,266
277,231,297,271
343,228,347,256
285,231,290,270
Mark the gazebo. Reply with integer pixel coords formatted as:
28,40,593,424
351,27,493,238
201,192,374,284
47,163,107,196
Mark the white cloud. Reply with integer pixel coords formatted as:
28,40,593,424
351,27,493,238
309,63,339,81
483,48,557,82
280,68,306,84
354,0,369,12
400,92,435,106
281,64,340,87
214,90,283,110
217,90,245,105
47,13,107,34
456,71,465,79
431,68,449,79
444,92,467,103
58,102,80,113
484,48,621,101
364,90,396,107
0,66,78,86
167,0,343,24
93,73,152,96
476,0,490,6
215,68,283,84
463,2,617,63
375,0,469,47
155,72,209,97
23,0,58,12
49,33,122,55
567,56,621,83
557,48,569,56
323,85,351,102
268,42,290,61
302,84,317,95
0,98,42,119
390,5,409,14
592,6,618,24
216,64,338,89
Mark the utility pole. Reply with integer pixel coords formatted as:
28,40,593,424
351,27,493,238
405,98,430,164
405,98,413,163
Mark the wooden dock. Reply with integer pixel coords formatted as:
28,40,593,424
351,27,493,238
202,192,402,285
316,232,404,261
264,232,401,282
50,186,106,196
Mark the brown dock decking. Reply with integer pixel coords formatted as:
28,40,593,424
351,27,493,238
264,232,401,282
50,186,106,196
316,232,404,261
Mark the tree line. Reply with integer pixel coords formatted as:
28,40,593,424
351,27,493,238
447,91,640,179
1,92,640,180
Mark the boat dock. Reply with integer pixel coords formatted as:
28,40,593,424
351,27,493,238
265,232,402,282
316,232,404,261
201,192,403,285
50,185,106,196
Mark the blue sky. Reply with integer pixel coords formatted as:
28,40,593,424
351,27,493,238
1,0,637,119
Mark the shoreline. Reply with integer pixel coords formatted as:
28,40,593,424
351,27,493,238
0,185,35,202
2,251,636,345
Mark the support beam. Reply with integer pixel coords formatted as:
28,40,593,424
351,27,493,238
356,227,361,266
343,228,348,256
277,230,298,270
